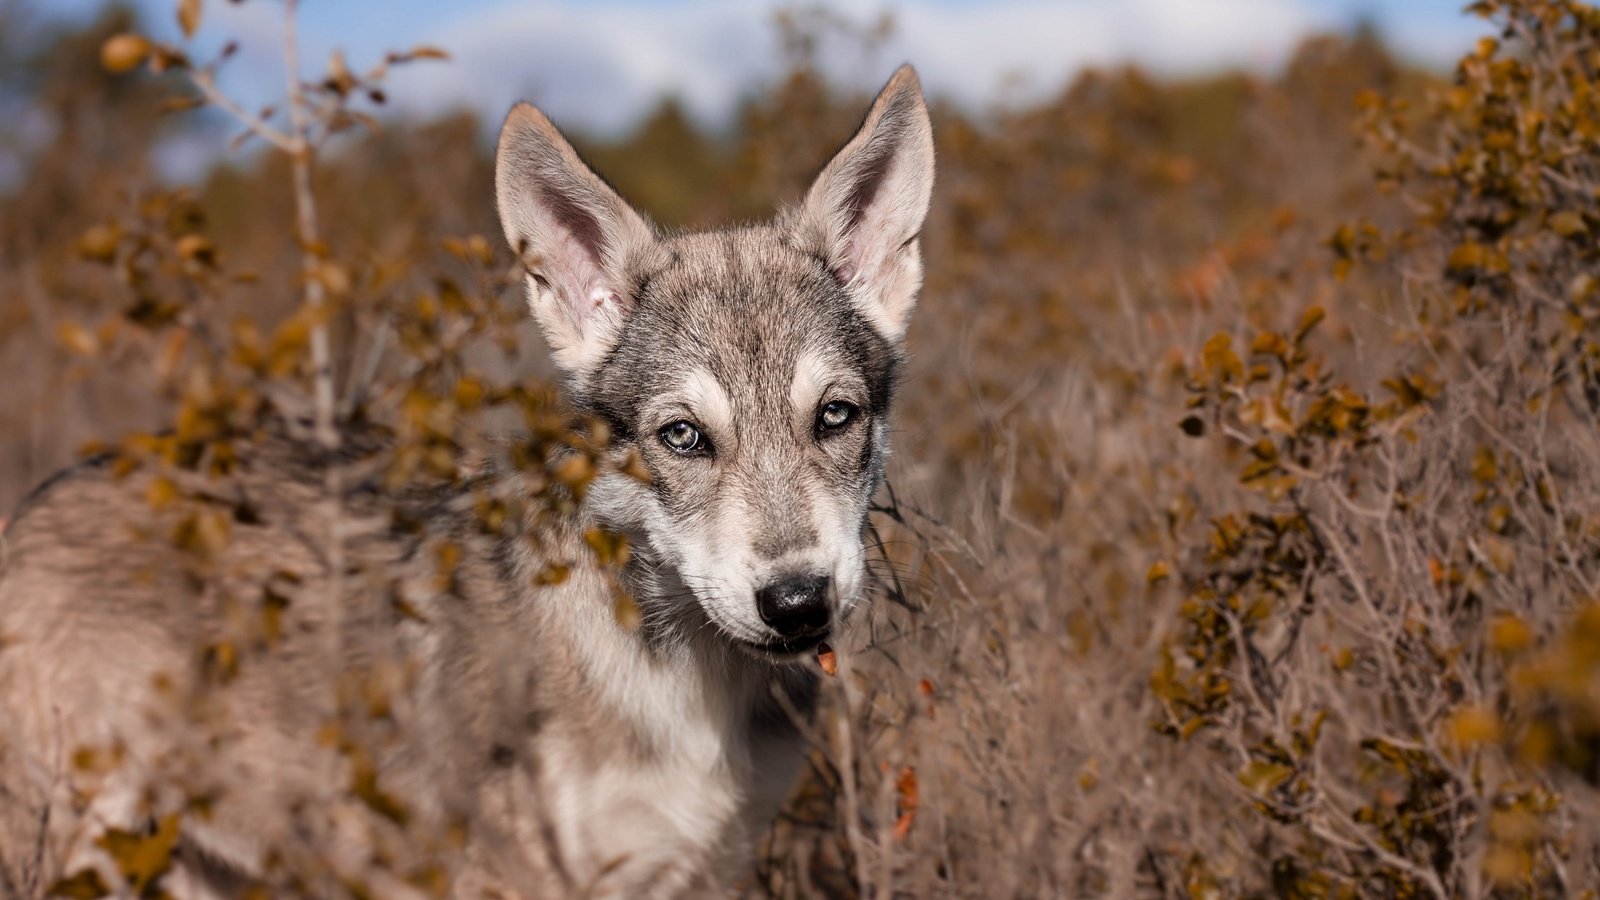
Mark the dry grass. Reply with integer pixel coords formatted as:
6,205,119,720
2,0,1599,896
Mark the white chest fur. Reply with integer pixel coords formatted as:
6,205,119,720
516,568,807,896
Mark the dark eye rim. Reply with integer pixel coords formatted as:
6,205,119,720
659,420,712,456
815,400,860,437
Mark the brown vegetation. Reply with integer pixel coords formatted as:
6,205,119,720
2,0,1599,895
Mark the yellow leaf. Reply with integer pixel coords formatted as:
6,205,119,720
203,640,238,682
1484,845,1533,887
175,233,215,266
312,260,351,295
1445,705,1501,747
1250,331,1289,360
1238,759,1294,793
1146,560,1172,585
77,223,121,262
349,747,409,825
1260,399,1295,436
1471,447,1497,483
435,540,462,575
1550,211,1588,237
1293,305,1326,343
552,453,595,490
97,813,180,891
1330,646,1355,672
1446,241,1508,276
1201,333,1242,382
326,50,355,94
177,0,202,38
584,528,629,567
145,476,178,508
613,591,641,630
49,869,111,899
1488,614,1533,654
101,34,152,73
1077,757,1100,791
56,322,100,356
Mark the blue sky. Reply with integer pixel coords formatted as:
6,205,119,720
42,0,1490,136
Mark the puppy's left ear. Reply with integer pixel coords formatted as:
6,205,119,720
791,65,934,342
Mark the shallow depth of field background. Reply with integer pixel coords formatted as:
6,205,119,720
4,0,1600,896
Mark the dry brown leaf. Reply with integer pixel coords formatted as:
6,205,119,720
177,0,202,38
100,34,152,73
817,642,837,676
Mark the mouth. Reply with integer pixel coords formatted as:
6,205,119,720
735,630,831,661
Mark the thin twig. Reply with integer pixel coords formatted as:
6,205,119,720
189,68,297,154
281,0,337,452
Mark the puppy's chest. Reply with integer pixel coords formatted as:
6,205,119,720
541,688,765,891
564,658,810,836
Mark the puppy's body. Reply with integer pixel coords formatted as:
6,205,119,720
0,443,803,896
0,68,933,898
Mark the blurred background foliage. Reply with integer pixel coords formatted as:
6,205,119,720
3,0,1600,896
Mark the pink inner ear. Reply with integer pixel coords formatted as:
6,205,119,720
540,217,612,332
842,203,899,293
588,288,618,317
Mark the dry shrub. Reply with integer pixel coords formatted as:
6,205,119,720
3,0,1600,897
1154,3,1600,895
758,2,1600,898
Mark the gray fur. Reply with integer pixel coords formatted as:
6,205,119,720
0,65,933,898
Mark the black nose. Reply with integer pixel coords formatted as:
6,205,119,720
756,574,831,638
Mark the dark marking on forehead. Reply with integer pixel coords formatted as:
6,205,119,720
583,226,902,535
593,229,886,402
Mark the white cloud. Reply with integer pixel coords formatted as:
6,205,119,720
382,0,777,134
368,0,1484,136
108,0,1490,149
879,0,1318,111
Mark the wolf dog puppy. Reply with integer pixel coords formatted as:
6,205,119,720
0,66,933,897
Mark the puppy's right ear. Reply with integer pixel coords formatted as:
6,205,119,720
496,103,658,378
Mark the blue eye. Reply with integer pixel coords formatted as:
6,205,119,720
817,401,857,433
660,421,707,455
